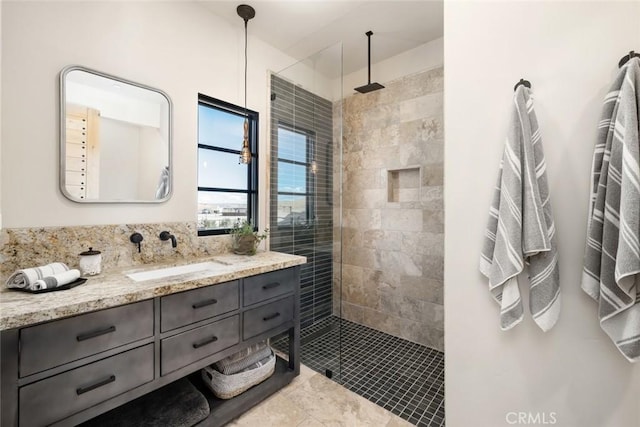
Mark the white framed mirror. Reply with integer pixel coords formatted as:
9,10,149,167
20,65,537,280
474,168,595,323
60,65,172,203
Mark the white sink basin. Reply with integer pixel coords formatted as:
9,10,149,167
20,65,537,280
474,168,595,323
126,261,227,282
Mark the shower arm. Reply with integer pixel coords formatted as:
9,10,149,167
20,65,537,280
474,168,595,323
366,30,373,85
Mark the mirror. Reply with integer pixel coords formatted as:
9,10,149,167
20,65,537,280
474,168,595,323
60,66,172,203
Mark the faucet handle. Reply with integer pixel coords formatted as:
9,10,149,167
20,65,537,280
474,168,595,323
130,232,143,253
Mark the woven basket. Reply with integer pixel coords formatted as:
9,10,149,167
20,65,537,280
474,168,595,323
201,352,276,400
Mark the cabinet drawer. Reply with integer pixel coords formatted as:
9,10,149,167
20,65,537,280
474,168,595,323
19,344,153,427
243,296,294,340
20,300,153,377
161,315,240,375
242,268,296,306
160,280,239,332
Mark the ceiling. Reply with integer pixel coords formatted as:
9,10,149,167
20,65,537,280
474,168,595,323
200,1,443,77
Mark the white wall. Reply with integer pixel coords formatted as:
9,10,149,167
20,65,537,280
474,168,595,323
66,80,164,128
99,118,139,200
1,1,296,229
445,2,640,427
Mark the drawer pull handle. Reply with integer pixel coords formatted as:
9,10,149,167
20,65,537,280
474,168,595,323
263,312,281,321
76,375,116,395
193,336,218,349
76,325,116,342
262,282,280,290
192,298,218,309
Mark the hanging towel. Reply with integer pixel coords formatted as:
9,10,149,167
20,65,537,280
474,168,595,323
582,57,640,363
480,86,561,332
6,262,70,290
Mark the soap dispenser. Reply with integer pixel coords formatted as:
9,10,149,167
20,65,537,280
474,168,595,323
79,247,102,276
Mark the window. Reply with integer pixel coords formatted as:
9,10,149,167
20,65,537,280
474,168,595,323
275,124,315,227
197,94,258,235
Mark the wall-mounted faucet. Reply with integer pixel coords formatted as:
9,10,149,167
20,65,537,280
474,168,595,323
159,231,177,248
130,232,144,253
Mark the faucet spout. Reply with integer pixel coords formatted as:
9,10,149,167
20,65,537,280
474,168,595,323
159,231,177,248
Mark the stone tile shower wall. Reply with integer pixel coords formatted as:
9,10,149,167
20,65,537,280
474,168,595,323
334,67,444,351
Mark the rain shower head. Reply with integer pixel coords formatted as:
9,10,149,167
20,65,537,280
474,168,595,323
355,82,385,94
354,31,385,94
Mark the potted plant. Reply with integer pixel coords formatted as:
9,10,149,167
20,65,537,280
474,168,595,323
229,220,268,255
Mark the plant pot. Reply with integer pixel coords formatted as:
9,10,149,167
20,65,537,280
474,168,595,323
233,235,258,255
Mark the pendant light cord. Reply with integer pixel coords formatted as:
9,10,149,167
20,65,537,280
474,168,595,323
244,19,248,119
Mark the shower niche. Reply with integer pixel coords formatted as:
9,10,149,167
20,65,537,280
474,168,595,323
387,166,421,203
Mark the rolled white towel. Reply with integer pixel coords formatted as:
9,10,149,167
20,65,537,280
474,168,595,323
6,263,70,290
31,269,81,291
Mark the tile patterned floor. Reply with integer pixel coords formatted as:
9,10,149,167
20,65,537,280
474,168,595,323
273,316,445,427
227,363,413,427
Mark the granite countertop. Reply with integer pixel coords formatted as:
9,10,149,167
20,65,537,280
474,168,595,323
0,251,306,331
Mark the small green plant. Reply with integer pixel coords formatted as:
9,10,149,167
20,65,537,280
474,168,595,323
229,220,268,255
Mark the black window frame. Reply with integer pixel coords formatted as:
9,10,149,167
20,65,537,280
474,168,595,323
275,121,316,229
197,93,259,236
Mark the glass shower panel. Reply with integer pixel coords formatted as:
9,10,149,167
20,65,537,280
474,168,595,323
269,42,343,381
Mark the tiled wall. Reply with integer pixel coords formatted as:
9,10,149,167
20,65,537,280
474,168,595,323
269,74,334,328
334,67,444,351
0,222,231,280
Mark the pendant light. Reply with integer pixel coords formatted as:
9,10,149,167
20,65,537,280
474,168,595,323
237,4,255,164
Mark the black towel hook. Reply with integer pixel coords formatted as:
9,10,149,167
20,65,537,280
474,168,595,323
514,78,531,92
618,50,640,68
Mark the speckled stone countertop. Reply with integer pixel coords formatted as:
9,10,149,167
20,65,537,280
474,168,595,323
0,251,306,331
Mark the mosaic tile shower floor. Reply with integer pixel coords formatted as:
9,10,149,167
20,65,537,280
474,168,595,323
273,316,445,427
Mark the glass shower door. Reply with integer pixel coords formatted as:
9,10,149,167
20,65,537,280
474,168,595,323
269,42,343,382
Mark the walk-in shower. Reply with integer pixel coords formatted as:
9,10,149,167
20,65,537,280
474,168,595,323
270,42,445,427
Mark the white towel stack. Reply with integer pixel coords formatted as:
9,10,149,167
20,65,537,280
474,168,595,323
6,262,81,291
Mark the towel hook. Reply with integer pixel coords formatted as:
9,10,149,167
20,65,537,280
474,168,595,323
514,78,531,92
618,50,639,68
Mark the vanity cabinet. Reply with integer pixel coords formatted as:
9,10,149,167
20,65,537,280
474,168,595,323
0,266,301,427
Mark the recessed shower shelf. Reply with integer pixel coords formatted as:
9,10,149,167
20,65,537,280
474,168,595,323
387,166,421,203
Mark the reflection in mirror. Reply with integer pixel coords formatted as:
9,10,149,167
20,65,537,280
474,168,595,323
60,66,172,203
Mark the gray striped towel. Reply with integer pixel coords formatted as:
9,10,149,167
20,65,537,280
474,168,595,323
214,341,269,374
5,262,76,291
582,57,640,363
214,344,272,375
480,86,561,332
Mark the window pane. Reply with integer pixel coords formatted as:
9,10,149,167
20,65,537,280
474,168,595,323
278,161,306,193
198,191,248,231
276,195,307,226
198,148,247,190
278,127,307,162
198,104,244,150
